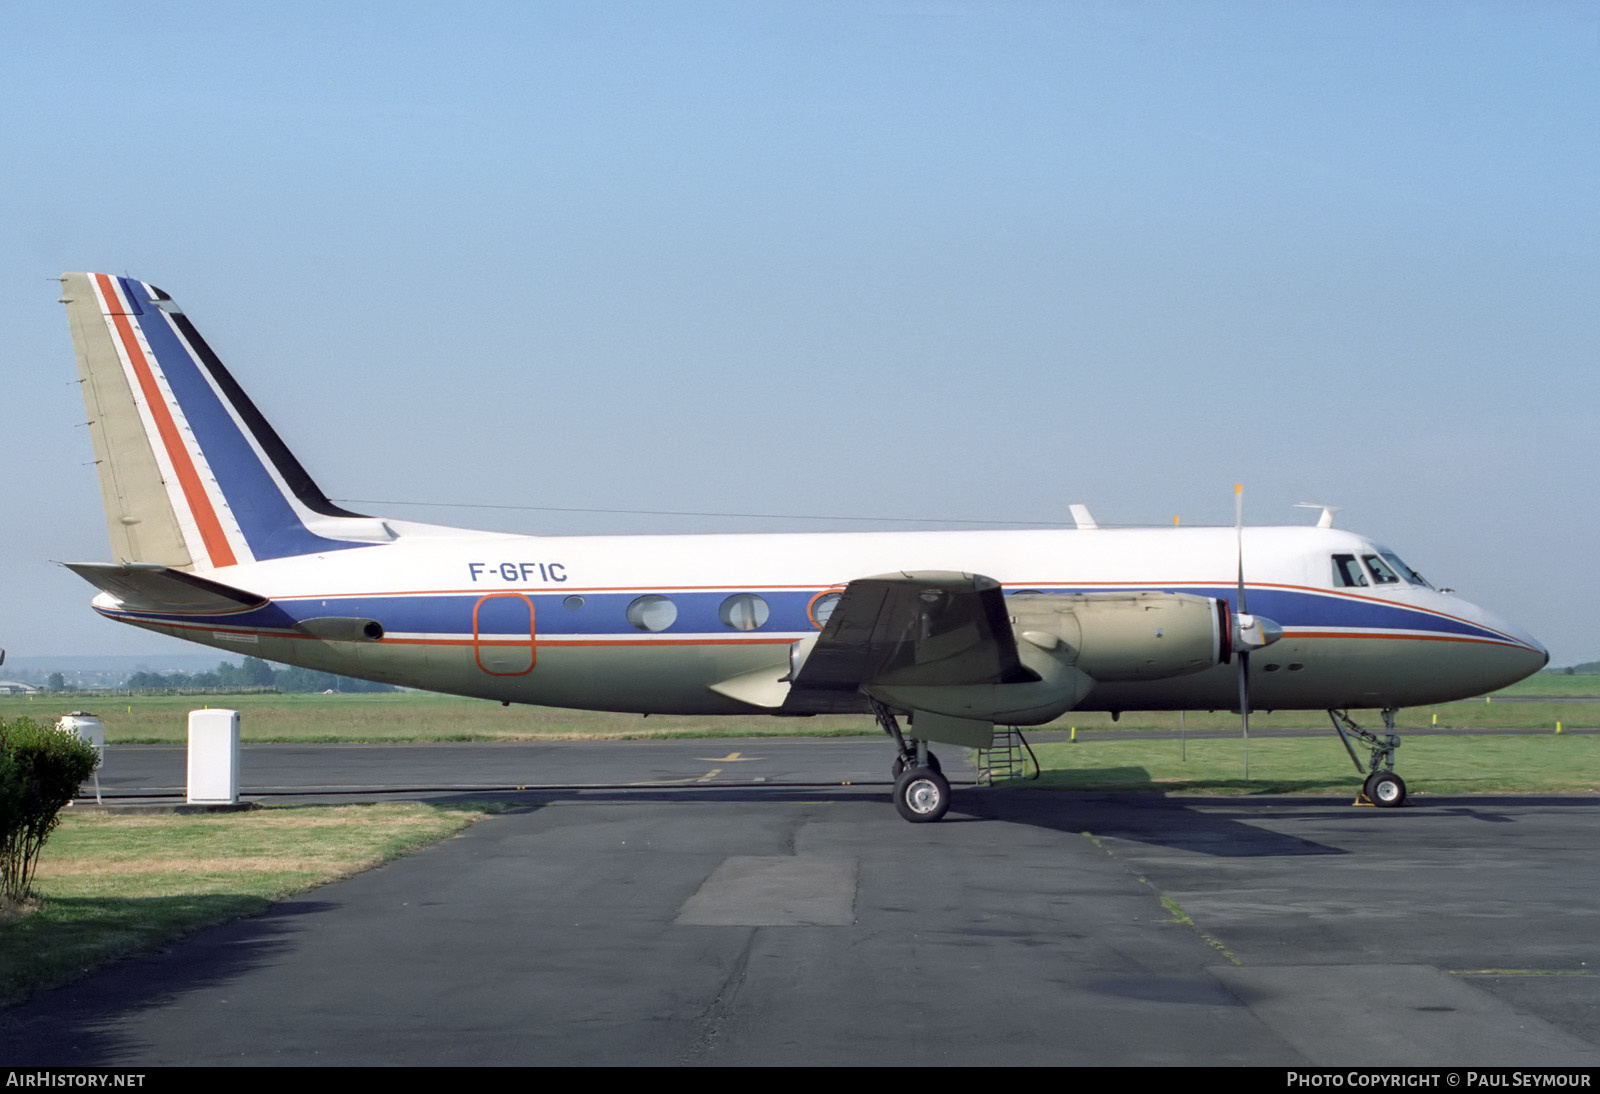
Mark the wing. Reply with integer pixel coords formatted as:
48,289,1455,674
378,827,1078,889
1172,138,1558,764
708,574,1229,744
789,570,1036,697
708,571,1039,724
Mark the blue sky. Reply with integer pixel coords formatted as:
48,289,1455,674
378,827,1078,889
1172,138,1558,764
4,1,1597,665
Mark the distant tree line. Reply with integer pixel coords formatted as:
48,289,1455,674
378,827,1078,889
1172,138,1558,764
124,657,397,694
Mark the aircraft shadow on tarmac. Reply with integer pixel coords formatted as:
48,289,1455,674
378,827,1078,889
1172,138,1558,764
420,780,1351,859
3,898,339,1066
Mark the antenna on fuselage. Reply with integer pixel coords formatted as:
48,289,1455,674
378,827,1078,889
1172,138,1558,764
1295,503,1341,529
1069,504,1098,530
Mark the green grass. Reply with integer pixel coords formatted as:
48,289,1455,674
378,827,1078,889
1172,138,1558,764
0,691,879,744
1035,702,1592,735
1025,733,1600,796
0,802,491,1005
3,670,1592,744
1520,671,1600,695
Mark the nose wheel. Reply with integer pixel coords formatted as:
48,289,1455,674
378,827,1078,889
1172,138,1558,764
1363,770,1407,807
1332,709,1408,807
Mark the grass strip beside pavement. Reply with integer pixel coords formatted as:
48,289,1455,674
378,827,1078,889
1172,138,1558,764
0,691,883,744
1026,733,1600,796
0,802,492,1006
3,677,1596,745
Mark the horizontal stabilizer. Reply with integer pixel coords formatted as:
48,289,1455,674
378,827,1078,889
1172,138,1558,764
62,562,266,615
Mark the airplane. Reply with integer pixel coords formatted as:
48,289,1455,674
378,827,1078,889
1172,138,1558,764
57,272,1548,821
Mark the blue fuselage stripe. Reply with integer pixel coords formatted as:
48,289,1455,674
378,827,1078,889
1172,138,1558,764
106,584,1516,646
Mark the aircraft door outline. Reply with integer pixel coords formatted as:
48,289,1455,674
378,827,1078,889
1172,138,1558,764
473,593,536,676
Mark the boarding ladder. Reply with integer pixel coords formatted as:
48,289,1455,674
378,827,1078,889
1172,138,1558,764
977,726,1039,786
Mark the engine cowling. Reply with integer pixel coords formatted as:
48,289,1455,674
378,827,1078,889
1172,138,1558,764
1007,591,1228,682
778,589,1235,732
864,642,1096,728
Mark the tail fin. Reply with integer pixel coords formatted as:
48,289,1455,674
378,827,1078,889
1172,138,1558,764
61,273,393,571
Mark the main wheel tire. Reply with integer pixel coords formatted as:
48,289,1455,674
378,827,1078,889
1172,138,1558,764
894,767,951,823
1367,771,1407,808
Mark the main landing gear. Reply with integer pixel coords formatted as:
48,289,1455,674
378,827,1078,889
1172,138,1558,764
872,699,951,823
1329,708,1407,807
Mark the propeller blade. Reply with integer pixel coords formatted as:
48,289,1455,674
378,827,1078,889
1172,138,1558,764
1235,483,1249,782
1239,649,1250,781
1235,483,1246,615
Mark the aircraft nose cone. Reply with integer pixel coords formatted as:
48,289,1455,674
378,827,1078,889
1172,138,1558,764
1506,639,1549,680
1476,609,1549,690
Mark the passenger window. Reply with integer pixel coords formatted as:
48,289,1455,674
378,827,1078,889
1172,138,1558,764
809,591,843,629
718,593,770,631
625,594,677,632
1332,555,1368,588
1362,555,1400,585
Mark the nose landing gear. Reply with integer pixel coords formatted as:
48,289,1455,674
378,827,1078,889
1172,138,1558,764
1330,708,1407,807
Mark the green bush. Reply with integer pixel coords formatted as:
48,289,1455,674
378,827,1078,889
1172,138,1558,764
0,717,100,904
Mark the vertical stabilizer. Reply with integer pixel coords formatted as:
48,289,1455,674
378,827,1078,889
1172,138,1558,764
63,273,195,567
60,273,391,571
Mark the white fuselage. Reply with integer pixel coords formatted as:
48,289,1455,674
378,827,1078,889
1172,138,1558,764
94,522,1548,719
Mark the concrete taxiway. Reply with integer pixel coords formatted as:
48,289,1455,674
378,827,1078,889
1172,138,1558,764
5,738,1598,1066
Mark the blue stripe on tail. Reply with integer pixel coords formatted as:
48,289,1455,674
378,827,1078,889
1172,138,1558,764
118,278,369,561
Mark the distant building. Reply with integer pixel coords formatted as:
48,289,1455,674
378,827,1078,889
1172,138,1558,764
0,680,40,695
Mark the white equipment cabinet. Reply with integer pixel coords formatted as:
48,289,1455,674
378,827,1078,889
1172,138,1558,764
187,708,240,804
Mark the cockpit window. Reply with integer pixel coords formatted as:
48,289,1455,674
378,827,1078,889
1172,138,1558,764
1378,550,1431,588
1362,554,1401,585
1334,549,1432,590
1332,554,1368,587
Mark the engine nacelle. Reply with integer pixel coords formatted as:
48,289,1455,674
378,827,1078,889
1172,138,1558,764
783,590,1229,731
865,641,1096,728
1007,591,1227,682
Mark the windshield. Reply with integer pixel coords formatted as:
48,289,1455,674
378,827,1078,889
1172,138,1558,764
1331,549,1432,590
1377,548,1431,588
